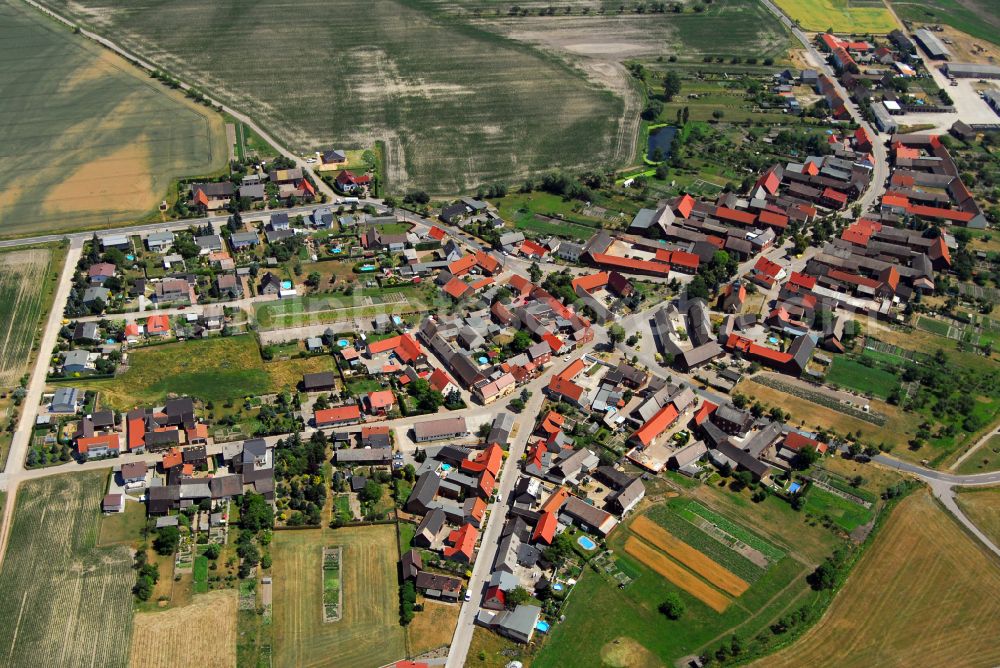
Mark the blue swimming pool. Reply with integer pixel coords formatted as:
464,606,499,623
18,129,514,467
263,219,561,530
478,356,488,364
441,463,452,472
281,280,292,289
337,339,349,347
789,482,802,494
768,336,779,345
577,536,597,551
536,620,550,633
552,583,564,591
332,247,342,254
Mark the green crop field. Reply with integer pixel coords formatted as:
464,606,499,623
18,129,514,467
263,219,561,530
826,358,900,399
0,245,64,388
0,0,226,237
773,0,898,32
890,0,1000,46
0,471,134,667
272,525,405,668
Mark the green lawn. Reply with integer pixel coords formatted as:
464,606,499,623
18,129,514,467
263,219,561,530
346,378,384,396
193,554,209,594
917,316,951,337
398,521,416,552
803,486,873,533
826,358,900,399
65,335,272,409
956,435,1000,475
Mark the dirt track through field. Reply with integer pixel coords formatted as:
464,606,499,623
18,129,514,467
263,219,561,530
624,536,732,612
631,515,749,597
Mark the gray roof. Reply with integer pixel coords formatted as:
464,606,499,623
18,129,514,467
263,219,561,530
63,349,91,368
82,286,110,303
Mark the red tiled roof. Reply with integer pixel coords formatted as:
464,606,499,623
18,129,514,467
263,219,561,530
929,236,951,266
128,416,146,451
572,272,609,293
315,405,361,424
725,333,793,365
520,239,547,257
477,471,496,497
428,368,454,393
539,411,565,435
757,210,789,230
162,448,183,469
693,400,717,426
547,376,584,402
633,403,679,447
827,269,880,290
367,390,396,410
444,523,479,561
787,271,816,290
474,250,501,274
471,277,494,291
590,253,670,276
715,206,757,225
822,187,848,204
428,226,446,240
444,278,471,299
468,496,487,522
841,227,871,246
367,334,424,364
532,511,558,545
675,194,695,218
77,433,120,454
541,487,569,514
146,315,170,334
462,443,504,477
754,256,783,279
448,254,477,276
558,359,585,380
508,274,533,296
783,431,828,454
906,204,974,222
542,332,564,354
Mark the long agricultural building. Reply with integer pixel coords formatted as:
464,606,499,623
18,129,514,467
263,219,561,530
942,62,1000,79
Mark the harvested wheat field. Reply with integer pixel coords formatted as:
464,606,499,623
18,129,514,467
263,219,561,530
0,248,54,387
624,536,731,613
631,515,749,597
407,597,460,656
130,590,237,668
753,490,1000,668
0,0,226,236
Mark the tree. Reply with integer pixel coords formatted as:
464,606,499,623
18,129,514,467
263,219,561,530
153,525,180,555
204,543,222,560
510,329,533,353
608,324,626,346
792,446,820,470
529,262,543,283
662,71,682,102
241,493,274,533
506,586,531,607
361,480,383,504
659,592,685,619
